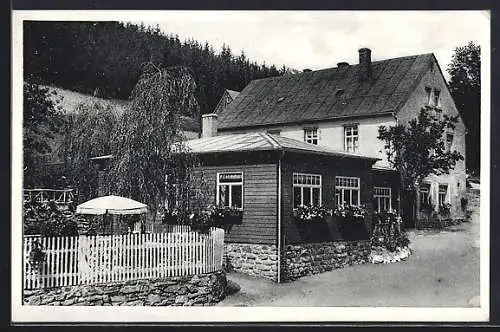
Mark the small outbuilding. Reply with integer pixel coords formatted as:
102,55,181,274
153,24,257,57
184,132,379,282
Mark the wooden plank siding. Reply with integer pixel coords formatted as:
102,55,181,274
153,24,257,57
195,162,279,245
280,153,374,244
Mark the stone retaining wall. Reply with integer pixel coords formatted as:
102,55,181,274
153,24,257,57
283,240,371,281
223,243,278,281
23,271,226,306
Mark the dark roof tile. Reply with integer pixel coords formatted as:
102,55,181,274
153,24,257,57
218,53,434,129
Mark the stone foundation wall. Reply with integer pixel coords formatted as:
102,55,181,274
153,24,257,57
223,243,278,281
23,271,226,306
283,240,371,281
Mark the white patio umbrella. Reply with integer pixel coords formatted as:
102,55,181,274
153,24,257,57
76,195,148,234
76,195,148,215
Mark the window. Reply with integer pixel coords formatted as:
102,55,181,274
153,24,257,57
373,187,392,212
425,87,432,105
335,176,360,207
293,173,322,207
438,184,448,206
420,183,431,208
217,172,243,209
446,133,454,152
344,125,359,152
433,89,441,107
304,128,318,145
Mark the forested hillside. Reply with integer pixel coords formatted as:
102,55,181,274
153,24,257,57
24,21,292,116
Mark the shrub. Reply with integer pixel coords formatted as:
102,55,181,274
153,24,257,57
461,197,468,211
23,199,80,236
28,240,46,270
371,210,409,252
439,203,452,217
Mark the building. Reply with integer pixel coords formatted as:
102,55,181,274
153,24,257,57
210,48,467,227
213,89,240,114
184,131,378,281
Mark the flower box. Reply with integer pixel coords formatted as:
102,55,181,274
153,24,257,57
333,204,369,241
212,207,243,225
292,206,333,242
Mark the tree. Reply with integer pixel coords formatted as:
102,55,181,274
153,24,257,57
378,107,464,228
23,21,287,115
106,65,200,220
447,41,480,176
60,100,118,200
23,82,64,187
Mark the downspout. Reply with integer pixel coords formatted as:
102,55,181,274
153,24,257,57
394,113,402,216
277,153,283,283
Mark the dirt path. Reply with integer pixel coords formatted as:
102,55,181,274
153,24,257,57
218,216,480,307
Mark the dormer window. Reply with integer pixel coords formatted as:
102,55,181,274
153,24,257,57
304,128,318,145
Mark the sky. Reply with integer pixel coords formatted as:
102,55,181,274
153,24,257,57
127,10,489,81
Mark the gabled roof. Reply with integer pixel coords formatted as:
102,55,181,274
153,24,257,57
213,89,241,114
217,53,436,130
184,133,379,161
226,89,240,100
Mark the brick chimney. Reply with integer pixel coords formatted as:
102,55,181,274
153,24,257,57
358,48,372,80
202,113,218,138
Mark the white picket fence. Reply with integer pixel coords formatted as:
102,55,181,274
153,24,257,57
23,228,225,290
145,223,192,234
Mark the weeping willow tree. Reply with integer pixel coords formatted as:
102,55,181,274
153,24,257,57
60,100,118,200
107,65,201,221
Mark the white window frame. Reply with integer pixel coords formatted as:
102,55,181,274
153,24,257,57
335,176,361,207
216,172,244,209
344,124,359,152
420,183,430,202
433,89,441,107
445,132,454,152
304,128,318,145
438,184,449,206
425,87,432,105
293,173,322,207
373,186,392,212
